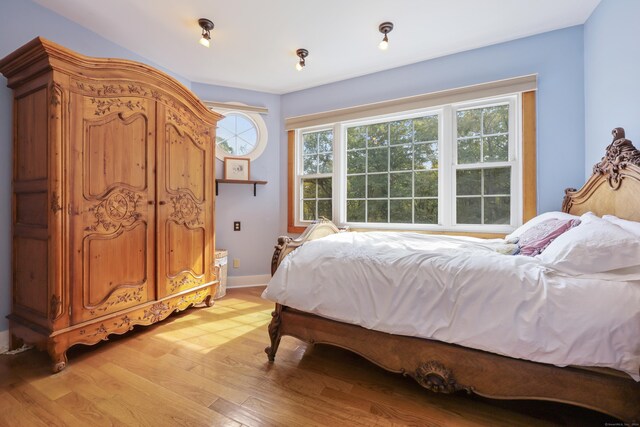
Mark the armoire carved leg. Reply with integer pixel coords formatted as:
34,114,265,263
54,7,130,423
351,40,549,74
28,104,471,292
265,305,282,362
204,294,215,307
49,348,68,373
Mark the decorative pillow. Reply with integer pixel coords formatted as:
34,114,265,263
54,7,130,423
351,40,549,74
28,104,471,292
538,214,640,274
603,215,640,237
517,218,581,256
505,211,580,241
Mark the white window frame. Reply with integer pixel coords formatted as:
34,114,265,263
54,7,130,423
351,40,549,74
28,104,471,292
213,109,268,161
293,94,522,233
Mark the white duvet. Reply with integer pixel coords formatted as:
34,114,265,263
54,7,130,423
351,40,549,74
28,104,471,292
262,231,640,380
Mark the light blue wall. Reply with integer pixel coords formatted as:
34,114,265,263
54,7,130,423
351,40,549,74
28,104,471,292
282,26,586,218
191,83,282,278
0,0,191,333
584,0,640,175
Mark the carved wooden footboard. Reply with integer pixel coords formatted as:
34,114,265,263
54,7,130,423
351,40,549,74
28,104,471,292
265,129,640,423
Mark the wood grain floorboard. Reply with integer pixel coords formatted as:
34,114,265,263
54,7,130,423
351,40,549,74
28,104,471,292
0,286,618,426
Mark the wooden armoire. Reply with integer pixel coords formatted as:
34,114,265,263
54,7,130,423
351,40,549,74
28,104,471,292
0,37,222,372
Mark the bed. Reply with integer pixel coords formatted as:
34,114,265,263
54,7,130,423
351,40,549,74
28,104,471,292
263,127,640,423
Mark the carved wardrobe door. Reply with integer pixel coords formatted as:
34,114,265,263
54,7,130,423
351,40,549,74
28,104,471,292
68,88,156,324
156,103,215,298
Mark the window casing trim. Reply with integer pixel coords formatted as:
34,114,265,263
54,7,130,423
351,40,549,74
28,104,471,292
287,90,536,235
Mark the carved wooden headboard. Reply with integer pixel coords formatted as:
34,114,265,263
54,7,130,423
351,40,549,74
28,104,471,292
563,128,640,222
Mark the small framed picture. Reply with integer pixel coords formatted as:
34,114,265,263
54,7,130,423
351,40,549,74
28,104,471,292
224,157,250,181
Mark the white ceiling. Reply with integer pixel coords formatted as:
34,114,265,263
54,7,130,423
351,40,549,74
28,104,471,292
34,0,600,94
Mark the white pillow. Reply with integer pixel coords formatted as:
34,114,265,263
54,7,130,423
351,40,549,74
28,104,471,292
603,215,640,237
537,214,640,274
505,211,580,241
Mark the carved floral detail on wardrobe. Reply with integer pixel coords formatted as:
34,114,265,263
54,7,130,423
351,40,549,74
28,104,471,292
77,290,208,340
86,188,142,232
169,275,199,293
169,193,203,227
73,80,211,144
90,97,146,116
87,286,145,316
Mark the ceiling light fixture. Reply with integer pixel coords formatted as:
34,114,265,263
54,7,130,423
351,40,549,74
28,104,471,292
198,18,214,48
378,22,394,50
295,48,308,71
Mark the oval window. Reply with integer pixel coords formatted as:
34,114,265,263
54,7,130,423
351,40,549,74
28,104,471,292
215,111,267,161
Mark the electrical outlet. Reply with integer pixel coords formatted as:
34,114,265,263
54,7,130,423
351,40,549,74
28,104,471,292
234,221,241,231
233,258,240,268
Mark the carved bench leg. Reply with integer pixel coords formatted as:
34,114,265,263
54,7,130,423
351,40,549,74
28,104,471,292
48,342,68,373
265,305,282,362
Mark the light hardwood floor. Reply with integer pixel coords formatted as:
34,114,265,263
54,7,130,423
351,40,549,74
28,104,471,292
0,287,616,426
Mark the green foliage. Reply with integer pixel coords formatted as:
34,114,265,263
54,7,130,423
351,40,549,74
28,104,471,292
368,174,388,198
302,179,316,198
347,150,366,174
317,178,332,198
457,197,482,224
415,171,438,197
457,138,481,164
483,135,508,162
483,105,509,134
303,155,318,175
367,200,388,222
318,200,332,219
415,199,438,224
367,123,388,147
484,196,510,224
415,142,438,170
347,199,366,222
390,172,412,198
390,200,412,223
390,120,413,145
318,131,333,152
347,126,367,150
347,175,366,198
303,200,315,220
303,132,318,154
318,154,333,173
414,116,438,142
390,145,413,171
457,109,481,137
456,169,481,195
368,147,388,172
484,167,510,195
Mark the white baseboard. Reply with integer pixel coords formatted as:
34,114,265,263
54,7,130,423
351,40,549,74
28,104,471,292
227,274,270,288
0,330,9,353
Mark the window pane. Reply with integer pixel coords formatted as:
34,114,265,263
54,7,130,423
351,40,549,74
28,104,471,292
367,200,388,223
347,199,365,222
414,142,438,170
367,123,388,147
390,200,412,223
318,200,332,220
390,172,412,197
347,126,367,150
303,133,318,154
390,144,413,171
390,120,413,145
484,196,510,224
318,131,333,152
457,197,482,224
302,179,316,198
483,135,508,162
414,116,438,142
457,109,481,137
347,175,365,198
484,167,510,195
415,171,438,197
347,150,366,174
302,200,316,221
415,199,438,224
368,174,388,198
457,138,481,164
483,105,509,134
456,169,481,195
303,155,317,175
317,178,332,198
318,153,333,173
216,113,258,156
368,147,389,172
